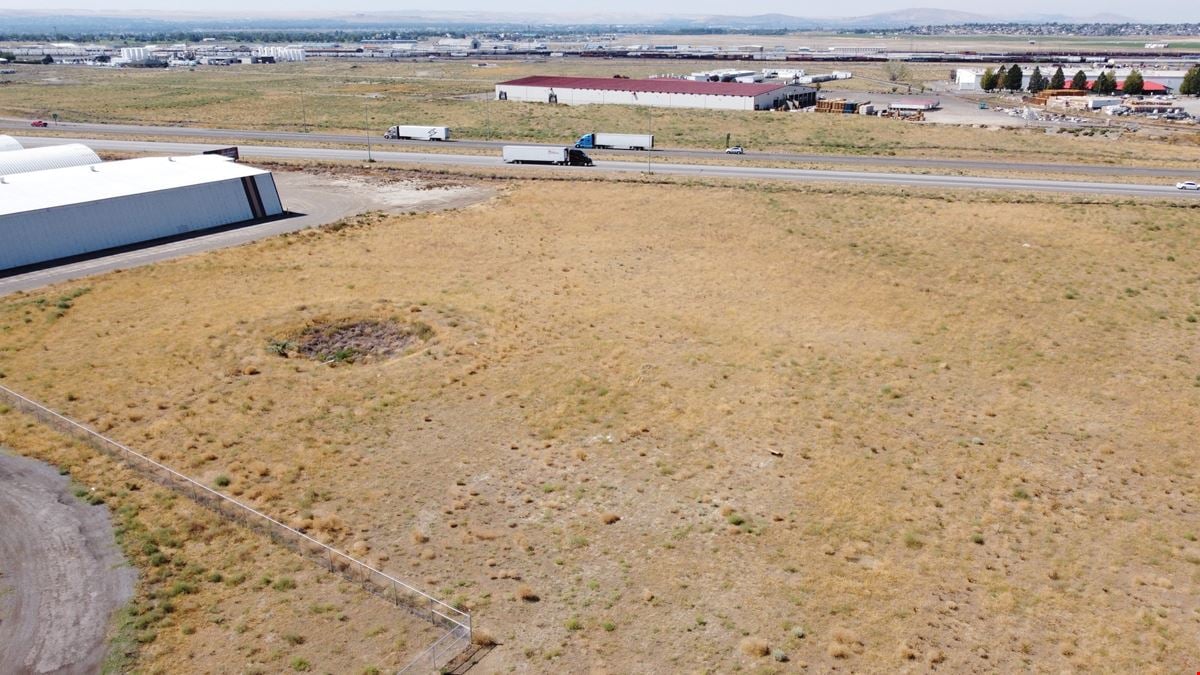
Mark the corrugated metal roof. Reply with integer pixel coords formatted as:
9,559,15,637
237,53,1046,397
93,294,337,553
0,144,101,177
498,75,791,97
0,154,271,216
1086,79,1169,93
0,135,23,152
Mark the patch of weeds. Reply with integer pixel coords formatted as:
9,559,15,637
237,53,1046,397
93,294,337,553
726,513,746,527
564,617,583,631
214,475,231,488
267,339,296,357
1012,487,1031,500
283,633,306,646
272,576,297,591
290,657,312,672
903,532,924,549
602,621,616,632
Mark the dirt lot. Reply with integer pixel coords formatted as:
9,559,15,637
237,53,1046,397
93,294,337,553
1,175,1198,672
0,450,136,675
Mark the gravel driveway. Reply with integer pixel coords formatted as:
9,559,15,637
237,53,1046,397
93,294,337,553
0,450,136,674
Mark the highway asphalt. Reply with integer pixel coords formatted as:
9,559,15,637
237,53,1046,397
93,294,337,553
16,135,1200,202
3,118,1195,179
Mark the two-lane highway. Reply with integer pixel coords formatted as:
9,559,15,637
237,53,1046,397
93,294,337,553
15,135,1200,201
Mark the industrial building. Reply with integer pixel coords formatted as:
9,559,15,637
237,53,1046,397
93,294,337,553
0,144,102,176
1,154,284,272
495,76,816,111
955,67,1186,92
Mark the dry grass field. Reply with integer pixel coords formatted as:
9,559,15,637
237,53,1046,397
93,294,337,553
1,172,1199,672
5,59,1200,166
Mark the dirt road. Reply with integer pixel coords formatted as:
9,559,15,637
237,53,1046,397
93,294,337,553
0,450,136,675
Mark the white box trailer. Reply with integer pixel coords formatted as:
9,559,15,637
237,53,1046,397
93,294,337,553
384,125,450,141
574,132,654,150
502,145,593,166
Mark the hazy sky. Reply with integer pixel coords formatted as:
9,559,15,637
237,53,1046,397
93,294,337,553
0,1,1189,22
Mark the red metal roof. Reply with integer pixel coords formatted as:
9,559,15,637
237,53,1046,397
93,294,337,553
1086,79,1169,93
498,75,791,97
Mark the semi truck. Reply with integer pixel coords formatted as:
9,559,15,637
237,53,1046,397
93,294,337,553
384,125,450,141
574,132,654,151
502,146,593,166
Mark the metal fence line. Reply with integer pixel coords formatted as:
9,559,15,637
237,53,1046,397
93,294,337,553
0,383,471,672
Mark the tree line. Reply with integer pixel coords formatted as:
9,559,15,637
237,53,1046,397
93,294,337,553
979,64,1200,96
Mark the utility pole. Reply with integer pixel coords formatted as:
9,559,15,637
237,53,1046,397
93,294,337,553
299,90,307,133
646,103,652,175
364,98,373,162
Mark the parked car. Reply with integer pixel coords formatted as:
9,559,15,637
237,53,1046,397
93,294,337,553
725,146,744,154
30,120,47,127
1176,181,1199,190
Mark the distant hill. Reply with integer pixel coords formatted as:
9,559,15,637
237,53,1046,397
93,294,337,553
0,8,1148,33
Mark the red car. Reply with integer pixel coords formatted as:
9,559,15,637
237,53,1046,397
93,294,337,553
30,120,48,127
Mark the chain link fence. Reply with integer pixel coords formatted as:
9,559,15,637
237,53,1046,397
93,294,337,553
0,384,471,673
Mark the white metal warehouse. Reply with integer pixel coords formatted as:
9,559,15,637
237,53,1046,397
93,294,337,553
496,76,817,111
0,144,101,176
0,135,22,152
0,154,284,271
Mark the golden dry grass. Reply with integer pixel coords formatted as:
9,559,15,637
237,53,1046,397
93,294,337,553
1,175,1199,672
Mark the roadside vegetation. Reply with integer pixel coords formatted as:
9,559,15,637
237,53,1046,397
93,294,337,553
1,172,1197,671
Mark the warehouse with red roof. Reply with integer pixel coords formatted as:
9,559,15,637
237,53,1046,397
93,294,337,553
496,75,817,111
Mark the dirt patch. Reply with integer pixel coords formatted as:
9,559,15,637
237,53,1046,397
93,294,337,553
277,319,434,364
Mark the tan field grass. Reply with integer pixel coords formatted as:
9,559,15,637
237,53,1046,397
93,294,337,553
4,59,1200,166
0,420,439,674
1,175,1198,672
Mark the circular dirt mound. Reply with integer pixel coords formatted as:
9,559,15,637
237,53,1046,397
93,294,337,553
293,320,432,363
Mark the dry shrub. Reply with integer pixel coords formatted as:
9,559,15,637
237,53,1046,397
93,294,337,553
312,513,345,534
828,627,863,659
410,528,429,544
471,628,497,647
739,637,770,658
516,585,539,602
600,513,620,524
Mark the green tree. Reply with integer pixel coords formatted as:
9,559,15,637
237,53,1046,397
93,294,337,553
1027,66,1046,93
980,67,997,92
1121,69,1144,96
994,65,1008,92
1181,65,1200,96
1049,66,1066,90
1097,71,1119,95
1070,69,1088,90
883,60,911,83
1004,64,1024,92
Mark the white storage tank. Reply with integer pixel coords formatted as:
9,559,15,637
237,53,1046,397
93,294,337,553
0,135,23,152
0,144,102,176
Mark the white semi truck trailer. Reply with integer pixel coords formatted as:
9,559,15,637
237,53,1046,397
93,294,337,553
384,125,450,141
502,146,593,166
574,132,654,150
